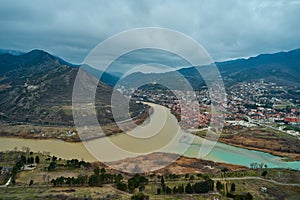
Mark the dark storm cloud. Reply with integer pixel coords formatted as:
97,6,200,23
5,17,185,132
105,49,191,73
1,0,300,64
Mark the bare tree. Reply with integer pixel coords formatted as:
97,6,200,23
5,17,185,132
47,175,51,184
43,174,47,183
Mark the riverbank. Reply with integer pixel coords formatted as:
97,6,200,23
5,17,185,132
107,152,248,174
218,138,300,162
0,103,299,169
190,127,300,162
2,101,298,163
0,106,153,143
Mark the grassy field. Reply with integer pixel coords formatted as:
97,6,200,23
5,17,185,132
226,179,300,200
143,173,300,199
0,185,131,200
1,151,300,199
1,179,299,200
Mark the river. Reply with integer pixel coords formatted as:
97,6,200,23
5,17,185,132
0,103,299,170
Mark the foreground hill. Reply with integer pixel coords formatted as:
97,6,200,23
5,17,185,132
0,50,146,126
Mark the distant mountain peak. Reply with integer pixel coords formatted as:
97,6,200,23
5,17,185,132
27,49,49,55
0,49,81,75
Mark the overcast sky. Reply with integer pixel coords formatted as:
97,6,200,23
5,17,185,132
1,0,300,64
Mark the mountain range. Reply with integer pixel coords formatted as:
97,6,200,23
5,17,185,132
217,48,300,86
0,48,299,125
118,48,300,89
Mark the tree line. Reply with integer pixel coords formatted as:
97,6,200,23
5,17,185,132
50,169,150,196
47,157,91,171
157,176,214,195
51,167,125,187
20,155,40,165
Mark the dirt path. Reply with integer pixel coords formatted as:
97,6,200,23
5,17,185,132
0,177,12,188
212,176,300,187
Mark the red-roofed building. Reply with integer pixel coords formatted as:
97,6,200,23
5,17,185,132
284,116,300,124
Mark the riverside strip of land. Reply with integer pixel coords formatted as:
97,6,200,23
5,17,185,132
0,103,299,199
0,103,299,168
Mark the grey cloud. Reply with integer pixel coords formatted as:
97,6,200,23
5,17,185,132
106,49,191,73
0,0,299,64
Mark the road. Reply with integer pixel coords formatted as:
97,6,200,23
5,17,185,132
151,176,300,187
0,177,12,188
212,176,300,187
244,114,287,133
156,176,300,187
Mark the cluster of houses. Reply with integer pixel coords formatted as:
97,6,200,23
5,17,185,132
227,80,300,124
119,80,300,133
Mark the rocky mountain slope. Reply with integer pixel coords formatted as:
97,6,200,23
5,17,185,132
0,50,145,126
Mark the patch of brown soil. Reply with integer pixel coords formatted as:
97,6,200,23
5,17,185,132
108,152,247,175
